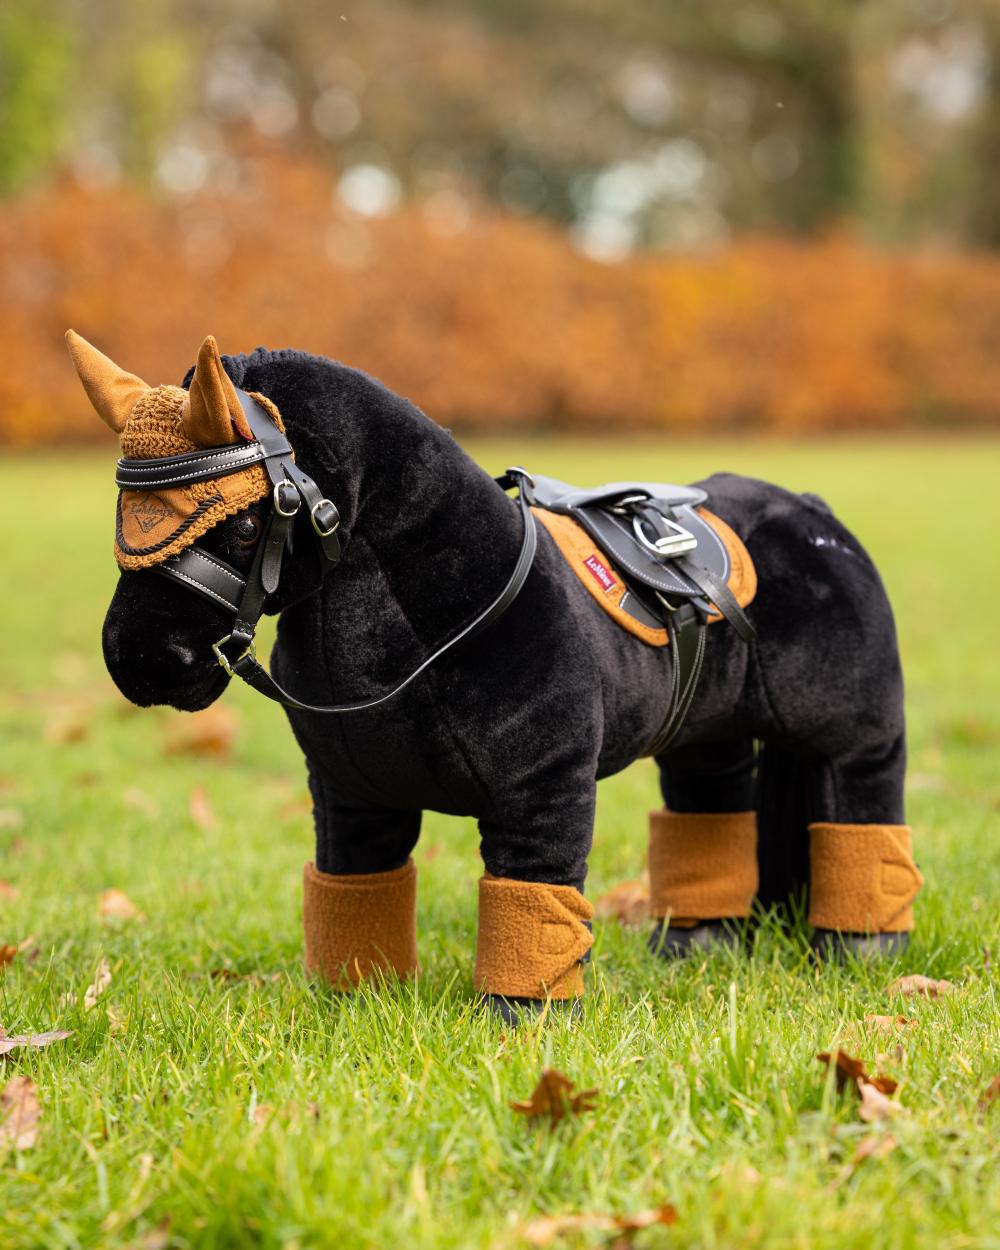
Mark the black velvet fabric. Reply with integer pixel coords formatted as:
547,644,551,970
102,350,906,900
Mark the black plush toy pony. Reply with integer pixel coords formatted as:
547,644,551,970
67,331,923,1020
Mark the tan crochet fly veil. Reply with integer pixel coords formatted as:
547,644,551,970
65,331,285,570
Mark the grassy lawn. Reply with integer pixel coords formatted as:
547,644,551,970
1,435,998,1250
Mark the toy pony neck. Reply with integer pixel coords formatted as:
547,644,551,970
345,409,528,647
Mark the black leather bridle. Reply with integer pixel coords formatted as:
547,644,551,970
115,388,538,714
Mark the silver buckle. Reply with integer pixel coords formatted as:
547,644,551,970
274,480,300,517
310,499,340,537
212,634,257,677
505,465,536,488
632,514,698,558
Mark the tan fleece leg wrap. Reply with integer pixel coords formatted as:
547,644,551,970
648,809,758,922
808,823,923,932
473,875,594,1000
303,859,417,988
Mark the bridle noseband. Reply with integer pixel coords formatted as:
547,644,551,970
116,387,538,714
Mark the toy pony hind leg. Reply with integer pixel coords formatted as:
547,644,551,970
802,727,923,960
648,734,923,960
648,738,760,958
302,790,422,990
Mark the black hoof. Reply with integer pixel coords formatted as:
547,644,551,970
481,995,581,1025
648,919,742,960
811,929,910,961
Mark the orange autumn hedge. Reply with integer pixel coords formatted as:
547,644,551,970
1,152,998,445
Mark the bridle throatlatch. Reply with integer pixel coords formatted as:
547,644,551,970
116,387,539,714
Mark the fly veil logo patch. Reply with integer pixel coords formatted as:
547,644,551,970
583,553,617,592
128,496,172,534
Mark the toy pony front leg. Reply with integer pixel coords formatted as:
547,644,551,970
475,786,596,1023
303,793,421,989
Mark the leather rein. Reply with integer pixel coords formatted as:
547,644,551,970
115,389,538,715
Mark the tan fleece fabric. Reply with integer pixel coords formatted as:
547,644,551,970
533,506,757,647
182,333,254,445
808,823,923,932
473,875,594,999
65,329,150,433
648,809,759,921
700,508,758,622
114,386,285,569
303,859,418,988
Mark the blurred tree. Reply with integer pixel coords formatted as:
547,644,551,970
0,0,76,193
969,3,1000,244
0,0,996,251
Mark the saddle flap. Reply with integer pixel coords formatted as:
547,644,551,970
572,503,730,599
530,475,729,599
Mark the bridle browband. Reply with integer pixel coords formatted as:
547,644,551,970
116,388,538,714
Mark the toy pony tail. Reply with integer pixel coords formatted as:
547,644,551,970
754,742,813,915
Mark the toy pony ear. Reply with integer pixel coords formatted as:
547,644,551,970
64,330,150,433
180,335,252,446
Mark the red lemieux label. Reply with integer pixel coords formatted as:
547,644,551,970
583,553,617,591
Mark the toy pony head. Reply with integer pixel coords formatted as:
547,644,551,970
66,332,337,712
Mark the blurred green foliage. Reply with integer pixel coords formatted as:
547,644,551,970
0,0,76,194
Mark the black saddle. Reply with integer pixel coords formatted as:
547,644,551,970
530,473,755,755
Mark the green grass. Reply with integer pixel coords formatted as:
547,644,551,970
1,436,998,1250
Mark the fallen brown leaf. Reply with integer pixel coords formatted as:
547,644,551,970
887,974,954,999
99,889,145,923
0,944,17,969
520,1205,678,1246
852,1133,898,1164
817,1050,900,1121
188,786,215,830
0,1076,40,1150
594,875,650,927
867,1074,899,1096
165,705,237,760
865,1014,916,1033
83,957,112,1011
858,1080,900,1122
817,1050,868,1093
511,1069,599,1129
977,1075,1000,1111
0,881,20,902
0,1029,73,1056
